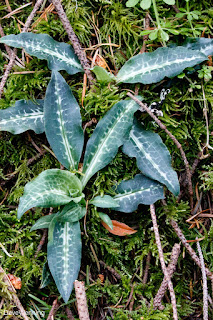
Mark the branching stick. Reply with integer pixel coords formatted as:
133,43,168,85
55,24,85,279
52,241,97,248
150,205,178,320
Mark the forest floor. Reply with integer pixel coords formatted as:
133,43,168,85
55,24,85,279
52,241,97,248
0,0,213,319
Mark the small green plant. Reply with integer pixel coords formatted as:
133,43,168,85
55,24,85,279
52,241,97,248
0,32,212,303
126,0,176,44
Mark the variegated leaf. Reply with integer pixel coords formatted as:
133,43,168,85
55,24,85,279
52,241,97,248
183,37,213,56
57,201,86,223
44,71,84,170
99,212,113,229
0,33,83,75
81,99,140,188
122,120,180,196
17,169,82,219
113,174,164,213
40,262,53,289
91,195,119,208
31,214,56,231
47,221,81,302
0,99,44,134
116,47,207,84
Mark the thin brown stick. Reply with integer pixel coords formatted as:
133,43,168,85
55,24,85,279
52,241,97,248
170,219,213,280
0,0,44,99
34,229,48,258
34,207,53,258
74,280,90,320
51,0,94,84
0,298,4,310
127,92,193,209
0,23,12,57
99,261,121,280
0,49,17,99
0,265,29,320
153,243,181,310
142,251,151,284
197,239,209,319
150,205,178,320
140,12,150,54
46,298,59,320
65,306,75,320
5,0,12,12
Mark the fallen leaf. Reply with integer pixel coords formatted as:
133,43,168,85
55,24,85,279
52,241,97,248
101,220,137,236
7,274,22,289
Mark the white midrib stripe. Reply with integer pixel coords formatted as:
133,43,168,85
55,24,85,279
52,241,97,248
55,82,75,169
119,56,201,81
21,189,70,214
62,222,69,279
114,187,151,200
130,130,173,188
82,101,135,188
0,113,43,125
4,39,82,70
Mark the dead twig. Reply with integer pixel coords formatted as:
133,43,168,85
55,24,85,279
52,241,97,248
0,23,12,57
65,306,75,320
153,243,181,310
46,298,60,320
142,251,151,284
197,239,209,319
170,219,213,281
0,0,44,99
0,265,29,320
2,3,33,20
150,205,178,320
34,229,48,258
83,118,97,131
99,261,121,280
5,0,12,12
0,49,17,99
127,92,194,209
140,12,150,54
74,280,90,320
125,284,135,308
50,0,94,84
34,207,53,257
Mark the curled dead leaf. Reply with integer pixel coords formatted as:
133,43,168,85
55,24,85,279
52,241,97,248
101,220,137,236
7,274,22,289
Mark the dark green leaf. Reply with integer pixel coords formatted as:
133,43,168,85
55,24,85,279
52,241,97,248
47,221,81,302
40,262,53,289
90,195,119,208
99,212,113,230
44,71,84,170
17,169,82,219
122,120,180,196
30,214,56,231
0,100,44,134
81,98,141,188
0,33,83,75
57,202,86,223
116,47,207,84
113,174,164,212
183,37,213,56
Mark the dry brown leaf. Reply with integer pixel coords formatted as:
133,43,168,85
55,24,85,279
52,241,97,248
102,220,137,236
7,274,22,289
